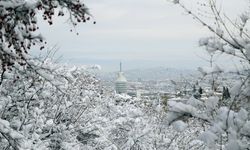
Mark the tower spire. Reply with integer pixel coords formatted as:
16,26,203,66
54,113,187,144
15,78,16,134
115,62,127,94
120,62,122,72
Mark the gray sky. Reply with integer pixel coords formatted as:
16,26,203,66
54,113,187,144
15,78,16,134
36,0,247,72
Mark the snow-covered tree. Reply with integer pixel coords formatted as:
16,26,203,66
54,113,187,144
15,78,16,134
168,0,250,149
0,0,92,83
0,1,95,148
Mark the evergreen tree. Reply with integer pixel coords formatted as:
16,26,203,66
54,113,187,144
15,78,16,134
198,87,203,95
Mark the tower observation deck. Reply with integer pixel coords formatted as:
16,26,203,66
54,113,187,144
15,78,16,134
115,62,127,94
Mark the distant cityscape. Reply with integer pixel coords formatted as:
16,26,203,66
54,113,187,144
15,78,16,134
100,63,239,102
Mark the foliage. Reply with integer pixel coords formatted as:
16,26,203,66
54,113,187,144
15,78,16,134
168,0,250,149
0,55,101,149
0,0,93,83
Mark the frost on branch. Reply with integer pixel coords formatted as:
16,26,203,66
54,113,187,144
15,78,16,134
0,0,91,80
172,120,187,132
0,56,102,149
172,0,179,4
168,0,250,148
198,65,223,76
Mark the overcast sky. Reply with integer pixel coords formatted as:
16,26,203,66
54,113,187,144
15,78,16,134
36,0,247,72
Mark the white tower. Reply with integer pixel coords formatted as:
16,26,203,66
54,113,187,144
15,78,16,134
115,62,127,94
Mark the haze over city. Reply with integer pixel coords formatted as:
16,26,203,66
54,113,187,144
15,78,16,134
35,0,246,72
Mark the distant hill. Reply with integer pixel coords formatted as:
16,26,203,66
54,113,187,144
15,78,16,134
98,67,198,81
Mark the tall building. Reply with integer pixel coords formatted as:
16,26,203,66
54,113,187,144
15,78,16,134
115,62,127,94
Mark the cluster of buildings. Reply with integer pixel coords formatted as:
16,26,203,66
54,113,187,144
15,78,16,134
114,63,171,99
114,63,232,101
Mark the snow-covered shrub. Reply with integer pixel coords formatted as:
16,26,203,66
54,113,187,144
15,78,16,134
98,94,210,149
0,55,102,149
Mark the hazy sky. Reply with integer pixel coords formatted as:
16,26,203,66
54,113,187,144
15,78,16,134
36,0,247,72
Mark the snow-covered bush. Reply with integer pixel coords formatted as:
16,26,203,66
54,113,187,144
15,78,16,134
0,55,102,149
78,93,207,150
168,0,250,149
